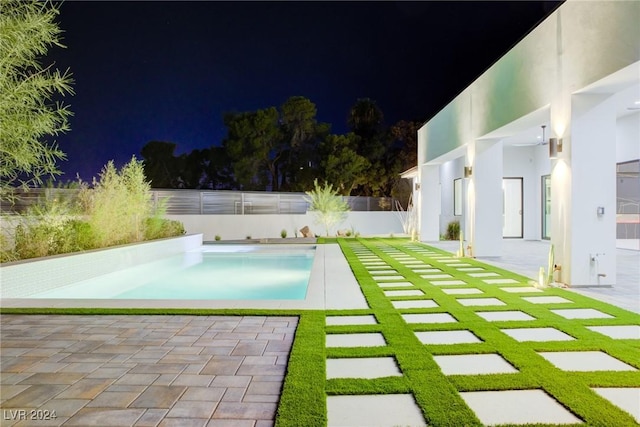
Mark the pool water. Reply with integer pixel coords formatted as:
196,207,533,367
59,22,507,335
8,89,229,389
30,245,316,300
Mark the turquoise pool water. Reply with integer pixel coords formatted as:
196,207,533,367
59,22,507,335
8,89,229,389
30,245,316,300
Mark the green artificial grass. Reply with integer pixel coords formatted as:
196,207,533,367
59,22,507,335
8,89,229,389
2,237,639,426
325,238,640,427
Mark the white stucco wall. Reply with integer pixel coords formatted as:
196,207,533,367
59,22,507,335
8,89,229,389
167,212,404,241
617,113,640,163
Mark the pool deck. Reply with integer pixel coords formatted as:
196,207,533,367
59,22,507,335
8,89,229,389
1,240,638,426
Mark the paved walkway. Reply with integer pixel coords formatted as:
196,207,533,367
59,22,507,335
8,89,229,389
0,315,297,427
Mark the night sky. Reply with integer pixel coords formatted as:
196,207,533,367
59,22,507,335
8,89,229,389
47,1,562,181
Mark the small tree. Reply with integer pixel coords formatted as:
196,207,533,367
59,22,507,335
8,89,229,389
304,179,350,236
0,0,74,201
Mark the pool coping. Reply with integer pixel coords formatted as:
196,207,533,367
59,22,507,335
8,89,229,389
0,244,366,310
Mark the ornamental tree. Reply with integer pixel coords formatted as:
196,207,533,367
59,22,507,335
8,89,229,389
0,0,74,201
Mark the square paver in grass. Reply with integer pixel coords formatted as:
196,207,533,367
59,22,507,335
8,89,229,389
522,296,573,304
326,357,402,379
468,272,500,278
441,288,483,295
500,286,543,293
372,275,405,281
384,290,424,297
457,298,506,307
377,282,414,288
476,311,536,322
430,280,467,286
414,330,481,345
483,278,520,284
457,267,485,271
420,274,453,279
501,327,574,342
433,354,518,375
326,333,386,348
327,394,425,427
593,388,640,423
413,269,443,274
368,269,398,274
401,313,457,324
550,308,614,319
408,264,433,269
586,325,640,339
391,300,439,309
460,390,582,425
326,315,377,326
365,265,393,270
538,351,637,371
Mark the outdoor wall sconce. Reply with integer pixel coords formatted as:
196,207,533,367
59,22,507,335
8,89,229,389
464,166,473,178
414,182,421,191
549,137,563,159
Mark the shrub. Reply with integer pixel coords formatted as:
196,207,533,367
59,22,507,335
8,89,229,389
215,235,221,241
446,220,460,240
304,179,350,236
281,229,287,238
143,218,185,240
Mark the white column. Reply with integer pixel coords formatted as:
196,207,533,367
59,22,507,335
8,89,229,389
468,140,504,257
554,94,617,286
419,164,441,242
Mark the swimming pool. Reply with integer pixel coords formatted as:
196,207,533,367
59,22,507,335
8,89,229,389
28,245,316,300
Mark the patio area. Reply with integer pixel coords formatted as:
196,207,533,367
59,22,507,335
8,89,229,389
1,239,639,426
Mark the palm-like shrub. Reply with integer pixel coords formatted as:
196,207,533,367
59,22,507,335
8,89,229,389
304,179,350,236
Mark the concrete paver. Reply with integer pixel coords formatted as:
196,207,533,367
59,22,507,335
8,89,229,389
0,315,296,427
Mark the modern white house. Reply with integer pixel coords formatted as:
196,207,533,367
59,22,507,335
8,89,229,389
410,0,639,287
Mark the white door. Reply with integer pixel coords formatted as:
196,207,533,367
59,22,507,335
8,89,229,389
503,178,523,238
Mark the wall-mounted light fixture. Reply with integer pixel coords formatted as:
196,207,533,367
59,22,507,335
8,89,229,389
549,137,563,159
414,182,421,191
464,166,473,178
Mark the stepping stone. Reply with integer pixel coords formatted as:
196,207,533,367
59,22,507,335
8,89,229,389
430,280,467,286
538,351,637,371
501,327,574,342
457,267,484,272
326,315,377,326
523,296,573,304
483,279,520,284
414,330,481,345
457,298,506,307
551,308,614,319
401,313,457,324
326,333,386,348
370,270,399,275
434,354,518,375
373,275,405,281
414,269,442,274
408,264,433,269
441,288,483,295
460,390,583,425
384,290,424,297
450,263,472,267
587,325,640,339
476,311,536,321
377,282,414,288
440,260,464,264
399,260,421,264
362,262,385,266
420,274,452,279
326,357,401,379
593,388,640,423
366,266,393,271
468,272,500,277
327,394,425,427
392,300,438,309
500,286,543,293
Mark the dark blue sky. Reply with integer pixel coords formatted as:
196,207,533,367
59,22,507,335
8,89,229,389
48,1,561,181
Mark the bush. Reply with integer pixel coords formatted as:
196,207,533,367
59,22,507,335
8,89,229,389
446,221,460,240
215,235,221,241
143,218,185,240
13,219,95,260
281,229,287,238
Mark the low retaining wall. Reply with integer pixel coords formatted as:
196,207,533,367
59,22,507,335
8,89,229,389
166,212,404,241
0,234,202,298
